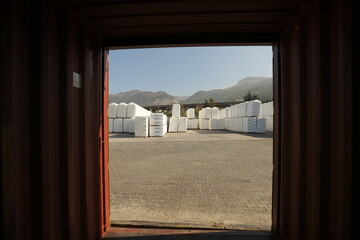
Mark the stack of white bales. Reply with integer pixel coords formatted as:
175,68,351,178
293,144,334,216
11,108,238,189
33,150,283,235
260,101,274,131
198,107,225,130
108,102,118,133
198,107,211,129
134,116,149,137
149,113,168,137
108,102,151,134
186,108,198,129
169,104,187,133
225,100,266,133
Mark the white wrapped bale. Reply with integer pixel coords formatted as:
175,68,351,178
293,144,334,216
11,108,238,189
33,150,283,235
211,107,219,119
113,118,123,133
108,118,114,133
186,108,195,119
187,119,199,129
225,118,230,130
225,107,231,119
219,109,226,119
266,116,273,131
246,100,262,117
209,119,218,130
123,118,135,133
116,102,127,118
135,116,148,137
256,118,267,133
204,107,212,118
172,104,181,117
149,125,167,137
168,117,179,132
108,103,118,119
198,109,204,119
217,118,225,130
199,119,209,130
243,117,257,133
261,101,274,117
127,102,151,118
178,117,188,132
150,113,167,126
238,102,247,117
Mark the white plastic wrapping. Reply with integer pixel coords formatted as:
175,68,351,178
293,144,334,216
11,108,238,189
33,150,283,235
204,107,212,119
187,119,199,129
172,104,181,117
168,117,179,132
243,117,257,133
149,125,167,137
199,119,209,130
256,118,267,133
135,116,148,137
116,102,127,118
123,118,135,133
186,108,195,119
150,113,167,126
209,119,217,130
108,118,114,133
113,118,123,133
211,107,219,119
178,117,188,132
108,103,118,119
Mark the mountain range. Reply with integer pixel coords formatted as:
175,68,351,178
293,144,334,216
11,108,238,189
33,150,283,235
109,76,272,106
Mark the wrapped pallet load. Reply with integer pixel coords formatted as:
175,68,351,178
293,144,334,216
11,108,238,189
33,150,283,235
135,116,148,137
168,117,179,133
199,119,209,130
108,103,118,119
178,117,188,132
217,118,225,130
246,100,261,117
172,104,181,118
127,102,151,118
204,107,212,119
116,102,127,118
211,107,219,119
123,118,135,133
187,119,199,129
113,118,123,133
186,108,195,119
256,118,267,133
149,125,167,137
149,113,167,137
243,117,257,133
150,113,167,126
209,118,218,130
108,118,114,133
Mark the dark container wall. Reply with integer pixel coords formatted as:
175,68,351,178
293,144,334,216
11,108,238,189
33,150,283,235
278,0,352,239
1,0,104,240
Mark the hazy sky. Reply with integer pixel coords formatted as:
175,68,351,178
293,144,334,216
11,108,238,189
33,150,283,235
109,46,272,96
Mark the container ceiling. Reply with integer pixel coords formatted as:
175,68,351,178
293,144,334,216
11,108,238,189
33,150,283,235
70,0,307,46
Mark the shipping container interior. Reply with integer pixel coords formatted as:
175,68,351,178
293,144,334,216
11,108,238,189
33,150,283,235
0,0,353,240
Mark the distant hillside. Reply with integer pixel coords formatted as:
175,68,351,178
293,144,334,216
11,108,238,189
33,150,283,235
181,77,273,103
109,76,273,106
109,90,178,106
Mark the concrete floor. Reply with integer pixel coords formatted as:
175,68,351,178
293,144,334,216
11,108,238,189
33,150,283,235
109,130,273,230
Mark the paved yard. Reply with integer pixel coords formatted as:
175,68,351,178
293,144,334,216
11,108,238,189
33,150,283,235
109,130,273,230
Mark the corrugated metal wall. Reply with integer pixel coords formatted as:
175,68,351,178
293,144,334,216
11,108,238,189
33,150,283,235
1,1,104,239
277,0,352,239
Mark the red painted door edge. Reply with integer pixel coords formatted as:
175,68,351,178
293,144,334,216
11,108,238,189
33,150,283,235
100,49,110,237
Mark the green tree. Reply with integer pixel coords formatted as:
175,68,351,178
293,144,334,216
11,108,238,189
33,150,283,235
209,98,216,107
243,91,259,101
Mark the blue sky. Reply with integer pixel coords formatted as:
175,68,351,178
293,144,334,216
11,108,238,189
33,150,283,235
109,46,272,96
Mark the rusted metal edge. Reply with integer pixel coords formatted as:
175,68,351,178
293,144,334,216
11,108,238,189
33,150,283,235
110,220,272,233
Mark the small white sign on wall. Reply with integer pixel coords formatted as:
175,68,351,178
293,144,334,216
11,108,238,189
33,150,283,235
73,72,81,88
